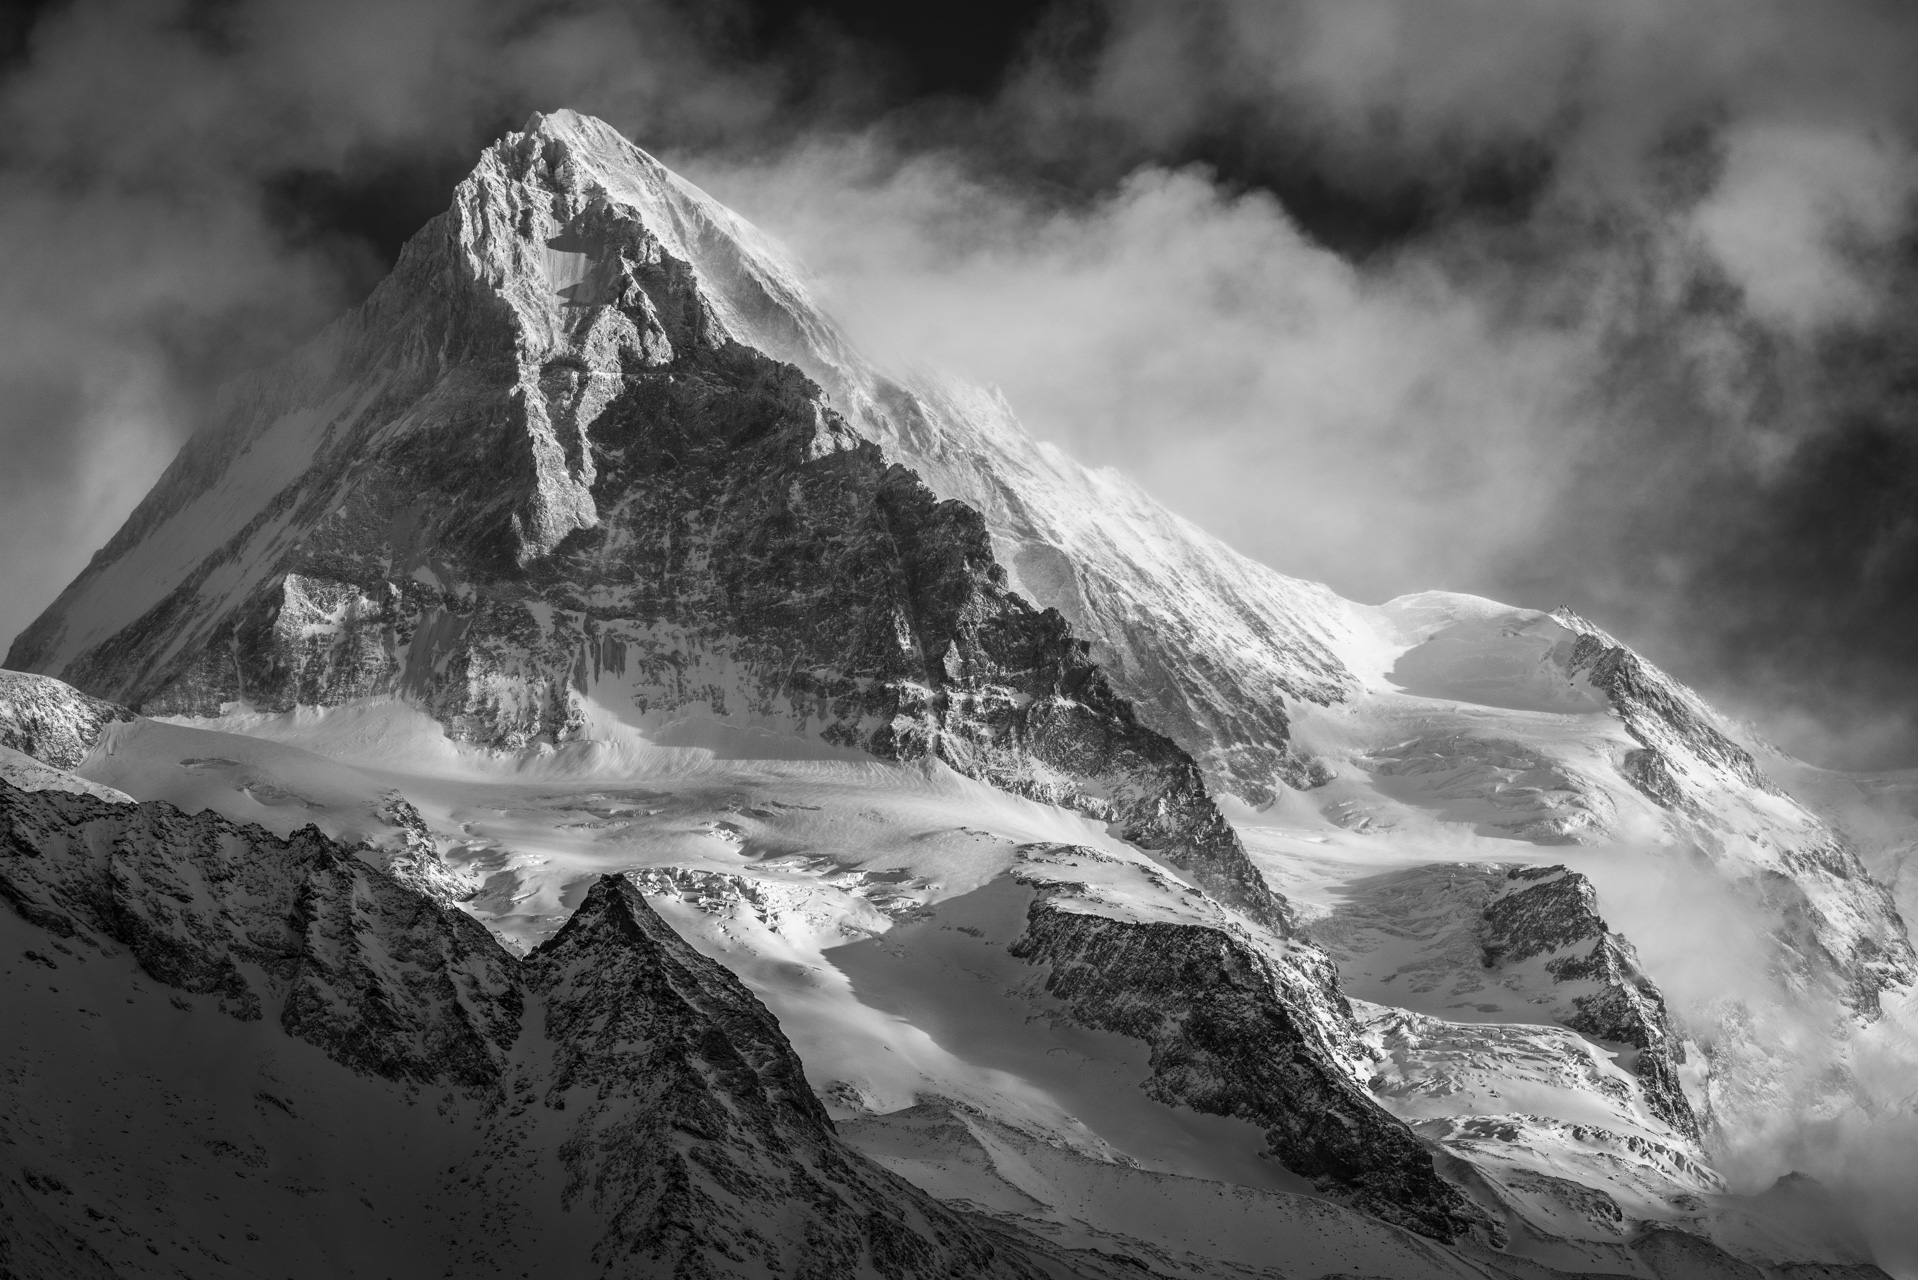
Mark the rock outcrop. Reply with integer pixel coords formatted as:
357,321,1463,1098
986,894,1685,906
0,671,131,771
1007,887,1493,1243
1481,866,1697,1138
1311,861,1698,1143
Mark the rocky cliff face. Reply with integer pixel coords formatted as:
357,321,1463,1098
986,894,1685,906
1309,861,1698,1143
1480,866,1697,1139
0,777,1066,1278
1006,882,1492,1243
0,671,131,771
424,110,1373,806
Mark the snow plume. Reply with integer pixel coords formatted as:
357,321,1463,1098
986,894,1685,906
685,145,1593,604
1559,840,1918,1274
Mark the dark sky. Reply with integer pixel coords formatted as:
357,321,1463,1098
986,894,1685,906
1,0,1916,770
251,1,1536,274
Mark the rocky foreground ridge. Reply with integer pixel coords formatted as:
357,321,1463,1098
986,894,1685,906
0,774,1080,1278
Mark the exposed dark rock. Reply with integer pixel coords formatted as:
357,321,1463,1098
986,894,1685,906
1007,892,1493,1244
1632,1227,1767,1279
0,779,519,1079
1481,866,1698,1139
526,876,1044,1276
0,671,132,771
1555,615,1779,805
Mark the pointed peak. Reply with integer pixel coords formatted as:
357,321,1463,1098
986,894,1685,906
499,108,667,188
531,873,671,959
577,871,646,916
517,108,630,153
1548,604,1620,648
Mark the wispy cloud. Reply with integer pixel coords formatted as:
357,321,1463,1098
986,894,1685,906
691,0,1918,773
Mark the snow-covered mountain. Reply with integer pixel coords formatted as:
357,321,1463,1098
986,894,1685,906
4,110,1914,1278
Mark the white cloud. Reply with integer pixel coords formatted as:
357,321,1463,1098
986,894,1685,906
1691,122,1917,331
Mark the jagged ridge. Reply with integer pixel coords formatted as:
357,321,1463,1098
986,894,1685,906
1553,608,1916,1012
1007,878,1493,1244
0,777,1061,1278
1482,866,1697,1138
